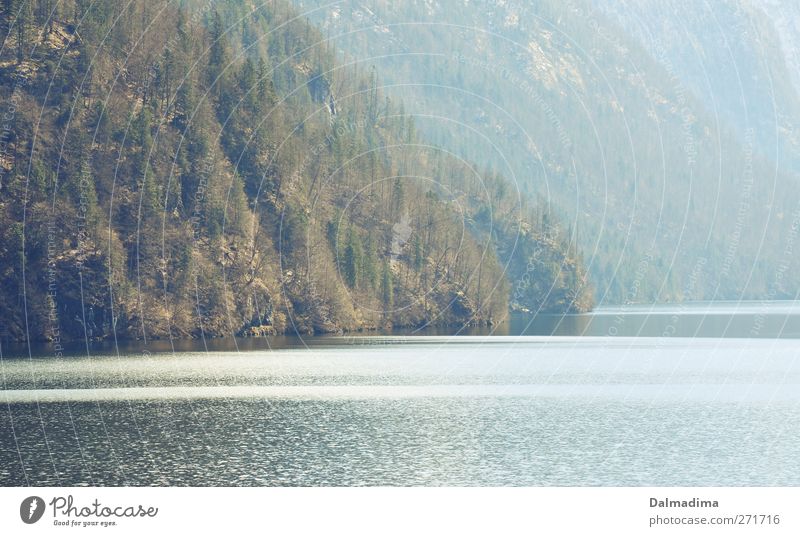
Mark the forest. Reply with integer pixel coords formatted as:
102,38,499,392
0,0,592,342
295,0,800,303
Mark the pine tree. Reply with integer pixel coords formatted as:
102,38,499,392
413,234,423,272
343,228,362,289
14,0,30,63
392,177,404,219
363,232,378,290
133,107,152,178
256,56,275,112
207,10,230,100
381,259,393,309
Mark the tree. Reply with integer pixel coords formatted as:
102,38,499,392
391,177,404,219
2,0,15,44
207,10,230,100
256,56,275,112
326,219,338,253
132,107,152,178
363,232,378,290
413,234,423,271
343,227,362,289
381,259,393,309
14,0,30,63
238,57,256,99
130,107,160,214
173,77,196,132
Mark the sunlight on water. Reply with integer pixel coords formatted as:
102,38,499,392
2,311,800,486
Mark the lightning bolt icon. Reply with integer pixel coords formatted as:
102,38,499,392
28,498,37,520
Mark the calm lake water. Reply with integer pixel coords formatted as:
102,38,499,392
1,302,799,486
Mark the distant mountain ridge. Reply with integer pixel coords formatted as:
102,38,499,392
594,0,800,173
292,0,800,303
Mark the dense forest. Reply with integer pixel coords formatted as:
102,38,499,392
0,0,591,342
295,0,800,303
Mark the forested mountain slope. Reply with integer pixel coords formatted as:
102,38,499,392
292,0,800,303
0,0,591,342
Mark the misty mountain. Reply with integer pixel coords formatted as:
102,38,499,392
292,0,800,303
595,0,800,173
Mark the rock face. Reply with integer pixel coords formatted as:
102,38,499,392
593,0,800,172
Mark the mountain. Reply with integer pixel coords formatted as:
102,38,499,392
292,0,800,303
762,0,800,100
0,0,590,342
594,0,800,173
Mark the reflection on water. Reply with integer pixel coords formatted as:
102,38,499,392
3,301,800,359
388,301,800,338
2,302,800,486
505,301,800,338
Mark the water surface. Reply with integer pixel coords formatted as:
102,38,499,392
2,303,799,486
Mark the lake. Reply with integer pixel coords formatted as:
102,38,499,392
1,302,799,486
